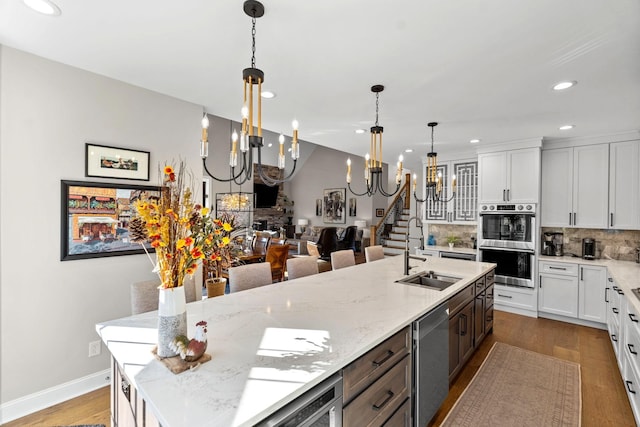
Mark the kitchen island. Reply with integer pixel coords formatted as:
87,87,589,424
96,255,495,427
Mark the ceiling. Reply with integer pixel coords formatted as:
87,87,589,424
1,0,639,173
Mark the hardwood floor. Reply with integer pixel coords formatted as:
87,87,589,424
429,310,636,427
5,310,635,427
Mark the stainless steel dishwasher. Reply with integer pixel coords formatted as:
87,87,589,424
256,373,343,427
413,302,449,427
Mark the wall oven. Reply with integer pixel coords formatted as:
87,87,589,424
479,203,536,288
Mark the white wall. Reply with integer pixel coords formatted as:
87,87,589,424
0,46,202,410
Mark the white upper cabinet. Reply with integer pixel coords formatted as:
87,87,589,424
541,144,609,228
609,140,640,230
478,147,540,203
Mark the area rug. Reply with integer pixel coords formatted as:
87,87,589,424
441,342,581,427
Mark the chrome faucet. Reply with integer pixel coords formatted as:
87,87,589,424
404,216,427,275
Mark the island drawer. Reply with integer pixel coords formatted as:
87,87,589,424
485,269,495,286
342,326,410,403
449,284,475,315
475,277,486,294
382,397,410,427
494,285,536,310
343,353,411,427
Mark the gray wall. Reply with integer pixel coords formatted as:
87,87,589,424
0,46,202,404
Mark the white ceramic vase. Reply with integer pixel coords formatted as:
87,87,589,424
157,286,187,358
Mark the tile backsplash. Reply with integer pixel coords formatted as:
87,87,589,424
541,227,640,262
426,224,477,248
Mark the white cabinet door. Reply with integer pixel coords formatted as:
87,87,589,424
507,147,540,203
539,274,578,318
609,141,640,230
541,148,574,227
478,151,507,203
424,159,477,223
578,265,607,323
573,144,609,228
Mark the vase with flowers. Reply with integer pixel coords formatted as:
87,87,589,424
130,161,233,357
192,211,235,298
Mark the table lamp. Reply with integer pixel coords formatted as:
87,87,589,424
297,218,309,234
354,220,369,238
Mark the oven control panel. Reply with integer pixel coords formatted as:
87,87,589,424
480,203,535,213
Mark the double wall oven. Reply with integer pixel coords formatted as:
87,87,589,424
478,203,536,289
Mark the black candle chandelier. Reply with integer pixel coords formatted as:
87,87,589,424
200,0,299,187
346,85,403,197
414,122,457,203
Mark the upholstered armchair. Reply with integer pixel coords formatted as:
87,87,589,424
337,225,357,252
313,227,338,260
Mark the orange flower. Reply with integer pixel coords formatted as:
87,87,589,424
151,240,161,248
184,236,194,246
164,166,174,175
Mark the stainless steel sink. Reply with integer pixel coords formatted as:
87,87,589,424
396,271,461,291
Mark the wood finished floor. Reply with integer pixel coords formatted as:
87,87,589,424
4,311,635,426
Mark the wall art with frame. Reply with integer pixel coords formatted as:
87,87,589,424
61,180,160,261
323,188,346,224
315,199,322,216
85,143,150,181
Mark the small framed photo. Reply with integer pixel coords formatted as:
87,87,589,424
348,198,357,217
376,208,385,217
85,143,150,181
61,180,160,261
315,199,322,216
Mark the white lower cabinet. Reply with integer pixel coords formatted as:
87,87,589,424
622,296,640,425
539,273,578,317
538,260,606,326
578,265,607,322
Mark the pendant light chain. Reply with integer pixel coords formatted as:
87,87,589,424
375,92,380,127
251,15,257,68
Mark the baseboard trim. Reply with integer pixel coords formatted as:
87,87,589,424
494,303,539,318
0,369,110,424
538,312,607,330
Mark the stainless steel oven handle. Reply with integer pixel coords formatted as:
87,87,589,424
478,246,535,254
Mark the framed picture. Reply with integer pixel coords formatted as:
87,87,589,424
376,208,385,217
323,188,346,224
348,198,357,217
316,199,322,216
61,180,160,261
85,143,150,181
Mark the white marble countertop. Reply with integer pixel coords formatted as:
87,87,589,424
539,255,640,314
96,256,494,427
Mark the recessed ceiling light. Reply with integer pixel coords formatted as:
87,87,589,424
261,91,276,99
559,125,575,130
470,139,480,144
267,143,273,147
23,0,61,15
405,149,413,153
355,129,366,134
553,81,577,91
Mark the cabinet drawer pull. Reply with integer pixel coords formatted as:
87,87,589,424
573,212,577,224
608,277,613,282
630,313,639,323
372,390,395,411
611,213,614,227
497,294,513,299
121,378,131,402
617,289,624,295
506,189,510,201
626,380,637,395
613,308,619,314
611,334,618,342
569,212,572,225
548,266,567,270
605,287,609,303
371,350,394,367
503,189,506,201
628,344,638,355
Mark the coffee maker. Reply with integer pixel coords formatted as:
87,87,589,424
542,232,564,256
582,238,596,260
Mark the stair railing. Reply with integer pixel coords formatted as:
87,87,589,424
371,174,411,246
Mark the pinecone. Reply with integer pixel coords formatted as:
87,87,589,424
129,217,148,243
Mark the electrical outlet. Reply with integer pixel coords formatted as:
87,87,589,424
88,340,102,357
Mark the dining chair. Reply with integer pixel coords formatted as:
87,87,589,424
270,238,286,246
331,249,356,270
266,244,290,282
365,245,385,262
131,279,198,314
228,262,273,293
286,256,319,280
252,235,271,260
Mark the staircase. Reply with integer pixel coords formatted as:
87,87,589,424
381,208,411,256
